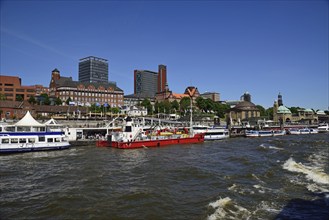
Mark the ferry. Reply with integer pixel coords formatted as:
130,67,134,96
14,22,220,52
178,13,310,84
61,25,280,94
245,130,286,137
193,125,229,140
0,111,70,153
96,117,204,149
288,128,319,135
318,123,329,133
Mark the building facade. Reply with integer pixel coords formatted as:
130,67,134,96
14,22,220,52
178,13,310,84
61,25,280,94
134,64,168,98
200,92,220,102
49,69,123,107
134,70,158,98
273,93,318,124
157,65,167,93
0,75,48,101
78,56,109,83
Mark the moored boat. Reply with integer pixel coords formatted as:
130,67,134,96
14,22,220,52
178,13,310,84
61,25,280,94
0,111,70,153
318,123,329,133
96,117,204,149
193,125,229,141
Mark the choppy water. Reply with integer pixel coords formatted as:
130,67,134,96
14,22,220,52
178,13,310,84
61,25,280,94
1,134,328,220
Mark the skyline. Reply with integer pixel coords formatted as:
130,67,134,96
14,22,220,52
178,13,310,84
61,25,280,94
0,0,328,110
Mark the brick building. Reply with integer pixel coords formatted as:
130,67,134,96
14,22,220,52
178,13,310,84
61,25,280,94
0,75,48,101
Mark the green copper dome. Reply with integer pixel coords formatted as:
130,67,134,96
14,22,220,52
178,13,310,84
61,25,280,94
277,106,291,114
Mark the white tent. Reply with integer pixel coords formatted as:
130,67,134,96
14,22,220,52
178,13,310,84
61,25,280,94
15,111,44,127
44,118,60,125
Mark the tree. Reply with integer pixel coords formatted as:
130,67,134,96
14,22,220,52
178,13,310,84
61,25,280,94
16,95,24,101
205,99,214,113
40,93,50,105
213,102,230,118
256,105,266,117
195,97,206,112
55,97,62,106
163,100,171,114
265,107,274,120
289,107,300,115
28,95,37,105
180,97,191,116
141,98,152,115
171,100,179,112
65,97,72,105
111,107,120,114
0,93,6,101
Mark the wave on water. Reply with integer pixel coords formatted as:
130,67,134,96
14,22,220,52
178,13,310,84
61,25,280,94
207,197,251,220
259,143,283,151
283,158,329,185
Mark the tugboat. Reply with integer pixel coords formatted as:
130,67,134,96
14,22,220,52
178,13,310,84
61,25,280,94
96,116,204,149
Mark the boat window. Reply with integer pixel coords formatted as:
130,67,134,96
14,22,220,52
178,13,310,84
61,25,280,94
55,138,60,142
11,138,18,143
39,136,45,142
19,138,27,143
47,138,53,143
28,138,35,143
2,139,9,144
125,126,132,132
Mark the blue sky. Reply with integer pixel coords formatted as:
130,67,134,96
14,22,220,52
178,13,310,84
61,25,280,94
1,0,328,110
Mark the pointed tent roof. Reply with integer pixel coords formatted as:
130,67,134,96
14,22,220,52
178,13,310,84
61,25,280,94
44,118,59,125
15,111,44,127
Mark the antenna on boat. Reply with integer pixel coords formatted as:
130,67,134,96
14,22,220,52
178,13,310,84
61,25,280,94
190,96,193,135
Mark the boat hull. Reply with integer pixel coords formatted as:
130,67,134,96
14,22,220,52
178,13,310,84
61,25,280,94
0,144,70,154
96,134,204,149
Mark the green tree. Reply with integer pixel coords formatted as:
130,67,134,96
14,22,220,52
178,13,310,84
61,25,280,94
111,107,120,114
289,107,300,115
256,105,266,117
213,102,230,118
180,97,191,116
265,107,274,120
171,100,179,112
28,95,37,105
163,100,171,114
0,93,6,101
141,98,152,115
16,95,24,101
195,97,206,112
65,97,72,105
55,97,62,105
40,93,50,105
205,98,214,113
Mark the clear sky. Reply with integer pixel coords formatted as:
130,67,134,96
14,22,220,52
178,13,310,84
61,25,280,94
1,0,328,110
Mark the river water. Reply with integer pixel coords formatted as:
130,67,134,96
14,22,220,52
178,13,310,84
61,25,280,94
1,134,328,220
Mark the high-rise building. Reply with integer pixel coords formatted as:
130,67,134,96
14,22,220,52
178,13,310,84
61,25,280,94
157,65,167,93
134,70,158,98
79,56,108,83
133,64,168,98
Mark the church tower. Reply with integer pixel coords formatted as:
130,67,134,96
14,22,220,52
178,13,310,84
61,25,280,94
278,92,283,106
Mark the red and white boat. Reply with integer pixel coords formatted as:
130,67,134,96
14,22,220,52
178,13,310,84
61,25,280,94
96,117,204,149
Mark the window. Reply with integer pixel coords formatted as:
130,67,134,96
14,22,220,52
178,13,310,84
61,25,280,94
55,138,61,142
19,138,27,143
11,138,18,143
47,138,53,142
28,138,35,143
1,139,9,144
39,136,45,142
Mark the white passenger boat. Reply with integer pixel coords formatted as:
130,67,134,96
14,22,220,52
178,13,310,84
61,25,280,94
318,123,329,133
288,128,318,135
272,130,286,136
0,111,70,153
245,130,259,137
193,125,229,140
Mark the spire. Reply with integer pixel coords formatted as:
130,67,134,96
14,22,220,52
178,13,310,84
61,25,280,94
278,92,283,106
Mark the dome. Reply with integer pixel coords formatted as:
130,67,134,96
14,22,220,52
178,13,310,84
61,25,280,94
316,110,325,115
277,106,291,114
232,101,259,111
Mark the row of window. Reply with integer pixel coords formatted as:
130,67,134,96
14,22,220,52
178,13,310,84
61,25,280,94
1,137,64,144
58,91,122,98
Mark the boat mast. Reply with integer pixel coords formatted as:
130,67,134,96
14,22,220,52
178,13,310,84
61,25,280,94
190,96,193,135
